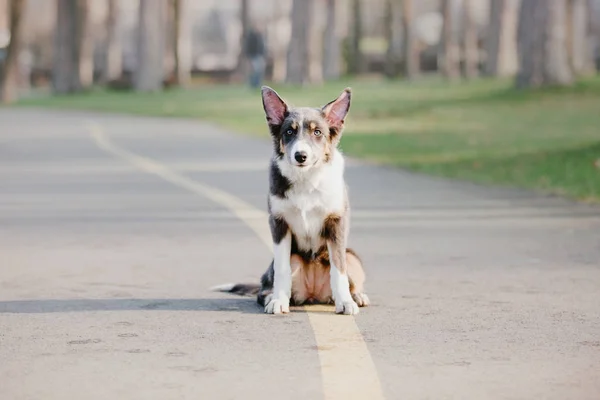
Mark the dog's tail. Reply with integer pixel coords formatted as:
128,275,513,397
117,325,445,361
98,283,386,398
210,282,261,297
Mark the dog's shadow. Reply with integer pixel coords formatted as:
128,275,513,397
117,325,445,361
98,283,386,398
0,297,274,315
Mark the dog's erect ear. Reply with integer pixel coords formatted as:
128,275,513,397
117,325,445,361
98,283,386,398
261,86,288,127
322,88,352,130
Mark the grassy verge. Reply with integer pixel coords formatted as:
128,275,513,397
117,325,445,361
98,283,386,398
15,76,600,202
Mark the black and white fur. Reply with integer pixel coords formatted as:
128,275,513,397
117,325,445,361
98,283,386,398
214,86,369,315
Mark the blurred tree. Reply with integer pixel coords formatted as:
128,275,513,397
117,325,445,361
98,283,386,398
135,0,165,92
589,0,600,69
286,0,312,84
308,0,323,84
0,0,25,104
384,0,401,77
270,0,289,83
237,0,249,80
53,0,91,94
202,8,228,52
100,0,121,84
385,0,418,79
462,0,478,79
567,0,596,76
323,0,341,80
516,0,573,88
440,0,460,79
171,0,191,86
77,0,92,88
347,0,363,75
484,0,519,77
402,0,419,79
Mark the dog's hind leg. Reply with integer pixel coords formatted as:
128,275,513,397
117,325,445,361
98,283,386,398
346,249,370,307
290,254,310,306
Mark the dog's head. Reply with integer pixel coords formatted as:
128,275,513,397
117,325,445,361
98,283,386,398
261,86,351,170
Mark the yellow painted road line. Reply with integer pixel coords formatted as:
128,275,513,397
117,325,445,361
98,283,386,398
88,121,385,400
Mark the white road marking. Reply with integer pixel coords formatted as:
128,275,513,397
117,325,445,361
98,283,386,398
88,121,385,400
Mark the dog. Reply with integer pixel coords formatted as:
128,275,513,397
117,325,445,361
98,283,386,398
213,86,369,315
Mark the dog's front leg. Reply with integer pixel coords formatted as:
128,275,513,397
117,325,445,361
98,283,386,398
326,222,359,315
323,215,359,315
328,242,359,315
265,217,292,314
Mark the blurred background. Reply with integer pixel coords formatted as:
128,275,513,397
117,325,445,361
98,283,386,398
0,0,599,201
1,0,598,91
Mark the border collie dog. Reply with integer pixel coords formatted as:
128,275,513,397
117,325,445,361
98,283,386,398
216,86,369,315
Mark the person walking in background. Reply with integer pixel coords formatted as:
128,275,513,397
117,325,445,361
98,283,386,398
245,24,266,88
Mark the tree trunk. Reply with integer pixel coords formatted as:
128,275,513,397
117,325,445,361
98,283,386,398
516,0,543,87
172,0,179,81
485,0,519,77
53,0,90,94
486,0,504,76
286,0,312,84
0,0,6,33
135,0,165,92
308,0,324,84
402,0,419,79
172,0,191,86
237,0,249,79
384,0,401,77
101,0,122,83
77,0,93,88
270,0,289,83
516,0,574,88
545,0,573,85
0,0,25,104
323,0,341,80
568,0,596,76
53,0,76,93
348,0,363,75
440,0,460,79
588,0,599,71
462,0,479,79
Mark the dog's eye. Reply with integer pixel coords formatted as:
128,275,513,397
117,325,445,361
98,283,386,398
286,129,294,136
314,129,322,137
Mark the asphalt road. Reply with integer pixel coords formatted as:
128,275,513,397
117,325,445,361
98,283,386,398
1,108,599,400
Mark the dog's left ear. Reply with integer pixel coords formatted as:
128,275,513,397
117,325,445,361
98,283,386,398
322,88,352,132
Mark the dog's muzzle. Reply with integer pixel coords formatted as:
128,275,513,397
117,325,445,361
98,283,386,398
294,151,308,164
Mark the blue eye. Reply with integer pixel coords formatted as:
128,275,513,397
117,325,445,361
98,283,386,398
286,129,294,136
314,129,322,137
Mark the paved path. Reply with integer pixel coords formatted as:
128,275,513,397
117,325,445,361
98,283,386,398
1,108,599,400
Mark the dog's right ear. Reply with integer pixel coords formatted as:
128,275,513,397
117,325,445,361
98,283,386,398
261,86,288,127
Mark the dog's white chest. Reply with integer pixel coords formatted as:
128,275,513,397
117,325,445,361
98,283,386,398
281,187,338,252
270,162,346,253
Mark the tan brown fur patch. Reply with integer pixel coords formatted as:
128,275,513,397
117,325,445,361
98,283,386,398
290,249,365,305
320,214,343,242
323,135,332,162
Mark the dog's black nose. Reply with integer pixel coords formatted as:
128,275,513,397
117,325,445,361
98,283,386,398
294,151,308,164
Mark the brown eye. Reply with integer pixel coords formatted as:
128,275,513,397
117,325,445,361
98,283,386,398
314,129,322,137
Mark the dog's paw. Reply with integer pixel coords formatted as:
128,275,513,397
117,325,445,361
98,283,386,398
335,300,360,315
264,297,290,314
352,293,370,307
